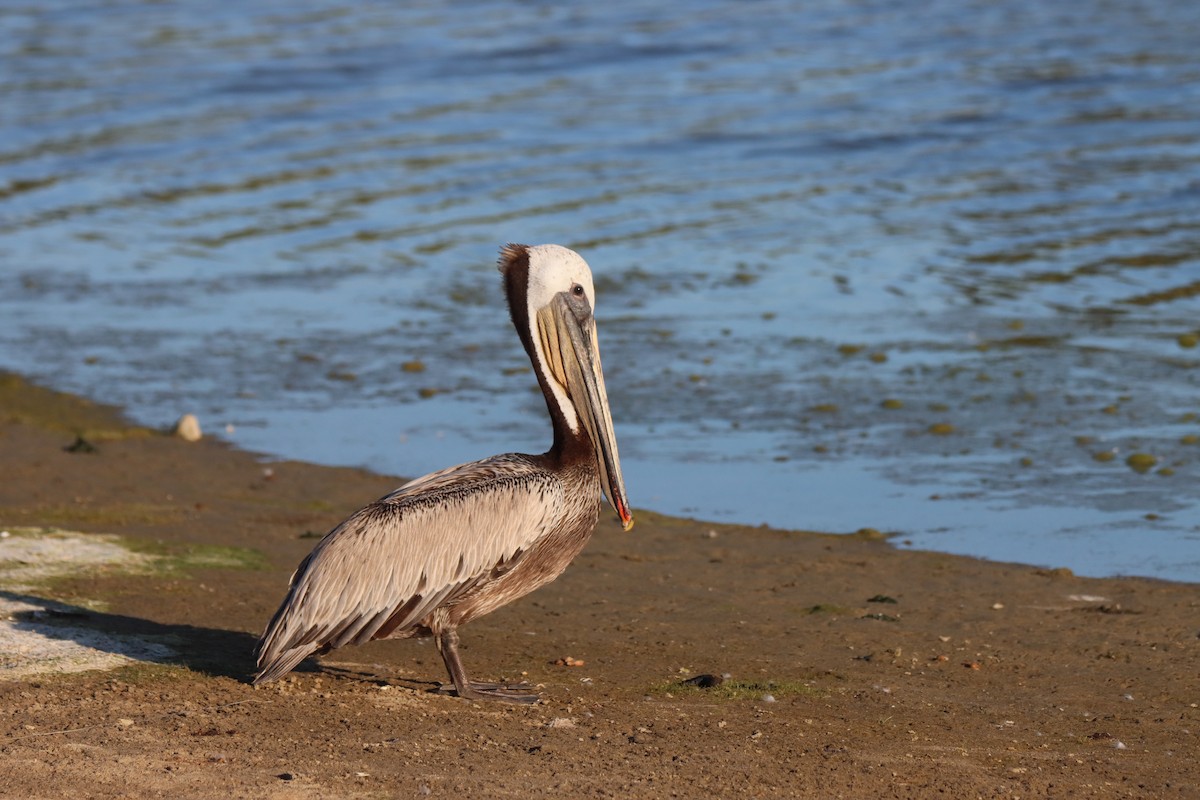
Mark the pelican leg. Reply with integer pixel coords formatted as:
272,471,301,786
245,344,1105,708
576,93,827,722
435,627,538,705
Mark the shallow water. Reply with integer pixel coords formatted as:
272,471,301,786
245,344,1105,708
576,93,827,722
2,0,1199,581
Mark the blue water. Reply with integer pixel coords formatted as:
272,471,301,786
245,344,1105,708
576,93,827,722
2,0,1199,581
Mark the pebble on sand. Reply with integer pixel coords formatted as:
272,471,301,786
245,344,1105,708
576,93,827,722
172,414,202,442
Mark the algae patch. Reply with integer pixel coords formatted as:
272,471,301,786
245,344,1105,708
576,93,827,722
1125,453,1158,474
124,538,269,573
0,371,150,440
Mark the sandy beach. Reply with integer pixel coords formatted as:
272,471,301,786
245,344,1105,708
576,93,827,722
0,371,1197,798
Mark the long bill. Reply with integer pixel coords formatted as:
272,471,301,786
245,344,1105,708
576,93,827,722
538,294,634,530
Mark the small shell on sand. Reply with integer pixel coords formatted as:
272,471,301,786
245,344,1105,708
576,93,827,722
172,414,202,442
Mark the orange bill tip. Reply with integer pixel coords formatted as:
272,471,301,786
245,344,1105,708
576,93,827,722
616,499,634,531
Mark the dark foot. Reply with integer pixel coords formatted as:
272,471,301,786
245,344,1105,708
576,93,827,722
433,627,539,704
437,681,539,705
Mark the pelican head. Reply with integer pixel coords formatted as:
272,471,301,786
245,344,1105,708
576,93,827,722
498,243,633,530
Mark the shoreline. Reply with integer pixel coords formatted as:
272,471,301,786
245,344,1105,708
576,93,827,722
7,367,1192,585
1,371,1197,798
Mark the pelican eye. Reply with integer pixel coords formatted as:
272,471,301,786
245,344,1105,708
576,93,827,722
570,284,585,298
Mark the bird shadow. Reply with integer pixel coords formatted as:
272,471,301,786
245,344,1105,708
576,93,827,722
317,662,444,695
0,589,275,682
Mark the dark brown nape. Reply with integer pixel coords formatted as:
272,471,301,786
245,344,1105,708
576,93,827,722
497,242,529,275
497,244,534,379
497,243,531,334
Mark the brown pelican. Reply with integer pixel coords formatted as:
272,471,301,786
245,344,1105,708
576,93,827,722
254,243,633,704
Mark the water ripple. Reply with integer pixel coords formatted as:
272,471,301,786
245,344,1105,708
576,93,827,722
2,0,1199,580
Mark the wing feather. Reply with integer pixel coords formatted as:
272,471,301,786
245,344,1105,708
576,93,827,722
254,454,562,684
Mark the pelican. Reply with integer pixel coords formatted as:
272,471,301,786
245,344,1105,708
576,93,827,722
253,243,633,704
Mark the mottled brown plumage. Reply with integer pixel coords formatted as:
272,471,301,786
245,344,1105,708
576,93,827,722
254,244,632,703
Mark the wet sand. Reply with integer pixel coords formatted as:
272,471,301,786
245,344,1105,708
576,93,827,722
1,372,1197,798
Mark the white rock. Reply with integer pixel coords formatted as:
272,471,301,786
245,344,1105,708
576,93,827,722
172,414,202,442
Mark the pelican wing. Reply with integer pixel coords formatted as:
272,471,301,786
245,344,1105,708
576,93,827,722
254,453,563,684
